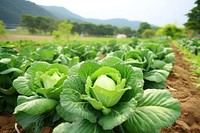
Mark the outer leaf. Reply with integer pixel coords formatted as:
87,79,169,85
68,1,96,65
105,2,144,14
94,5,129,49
53,120,113,133
14,96,58,115
78,61,101,82
123,89,181,133
26,61,50,79
81,95,112,115
37,45,56,61
114,64,144,101
0,58,11,64
0,87,16,95
17,95,39,105
144,80,166,89
124,50,145,68
60,76,98,123
56,104,81,122
150,60,166,69
165,53,175,63
13,76,34,96
49,63,69,75
163,63,173,72
15,111,55,133
15,112,45,133
98,98,137,130
0,68,23,74
144,70,169,83
99,56,124,66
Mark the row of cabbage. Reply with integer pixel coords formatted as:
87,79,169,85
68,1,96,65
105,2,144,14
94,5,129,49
0,39,180,133
178,38,200,87
179,38,200,55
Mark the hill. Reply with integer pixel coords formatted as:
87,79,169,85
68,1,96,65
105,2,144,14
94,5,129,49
0,0,55,28
0,0,145,29
86,18,141,30
41,6,84,22
42,6,142,29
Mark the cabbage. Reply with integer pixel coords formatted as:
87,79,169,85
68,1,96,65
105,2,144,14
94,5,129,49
58,56,180,133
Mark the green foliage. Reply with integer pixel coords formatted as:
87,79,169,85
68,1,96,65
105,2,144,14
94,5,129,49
178,38,200,89
141,29,155,38
13,61,69,132
118,26,135,37
0,38,181,132
109,41,175,89
21,14,57,34
0,0,55,27
21,14,37,34
57,56,180,133
0,20,6,34
137,22,151,37
184,0,200,33
0,47,24,112
156,24,184,39
179,38,200,55
53,20,73,39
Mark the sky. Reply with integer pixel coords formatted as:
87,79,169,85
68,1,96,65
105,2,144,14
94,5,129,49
28,0,196,27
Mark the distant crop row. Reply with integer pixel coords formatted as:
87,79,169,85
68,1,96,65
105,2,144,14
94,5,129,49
179,38,200,55
0,38,180,133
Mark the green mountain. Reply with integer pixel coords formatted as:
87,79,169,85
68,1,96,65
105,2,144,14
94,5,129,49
42,6,142,30
41,6,84,22
0,0,55,28
0,0,145,29
86,18,141,30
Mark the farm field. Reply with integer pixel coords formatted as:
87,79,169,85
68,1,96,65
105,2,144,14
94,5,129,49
0,36,200,133
0,35,53,41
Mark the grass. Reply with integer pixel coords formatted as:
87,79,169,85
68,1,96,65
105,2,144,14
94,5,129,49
176,43,200,89
6,27,30,35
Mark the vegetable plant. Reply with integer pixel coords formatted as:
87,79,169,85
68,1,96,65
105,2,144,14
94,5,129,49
54,56,181,133
13,61,69,133
0,47,24,112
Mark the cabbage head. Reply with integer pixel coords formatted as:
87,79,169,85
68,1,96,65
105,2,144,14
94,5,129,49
58,56,180,132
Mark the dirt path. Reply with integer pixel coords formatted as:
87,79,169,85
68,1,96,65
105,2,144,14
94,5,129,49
161,44,200,133
0,34,52,41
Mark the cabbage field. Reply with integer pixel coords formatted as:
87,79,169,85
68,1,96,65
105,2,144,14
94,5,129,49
0,38,200,133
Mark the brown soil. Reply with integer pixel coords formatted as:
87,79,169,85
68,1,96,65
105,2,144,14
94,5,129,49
0,112,52,133
0,43,200,133
0,112,19,133
0,34,52,41
161,44,200,133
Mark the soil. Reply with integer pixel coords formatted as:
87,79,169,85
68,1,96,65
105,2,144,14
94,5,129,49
161,44,200,133
0,43,200,133
0,35,52,41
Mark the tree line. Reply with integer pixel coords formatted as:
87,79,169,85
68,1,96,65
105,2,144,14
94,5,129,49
20,14,191,39
1,0,200,39
20,14,136,37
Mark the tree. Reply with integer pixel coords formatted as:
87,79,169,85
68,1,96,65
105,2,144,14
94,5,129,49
80,22,96,36
141,29,155,38
21,14,37,34
52,20,73,39
137,22,151,37
184,0,200,33
156,24,184,39
118,27,134,37
0,20,6,34
95,25,115,36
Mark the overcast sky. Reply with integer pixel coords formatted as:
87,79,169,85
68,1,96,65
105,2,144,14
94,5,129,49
28,0,196,26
